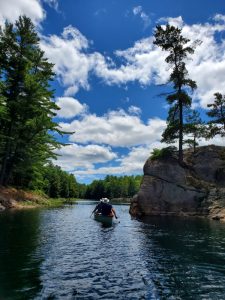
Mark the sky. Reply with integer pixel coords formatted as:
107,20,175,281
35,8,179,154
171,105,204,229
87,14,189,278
0,0,225,183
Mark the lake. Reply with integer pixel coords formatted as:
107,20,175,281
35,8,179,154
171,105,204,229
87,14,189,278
0,201,225,299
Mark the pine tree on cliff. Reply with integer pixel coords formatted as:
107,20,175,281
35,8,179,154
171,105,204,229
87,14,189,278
154,25,198,163
206,93,225,138
184,109,205,153
0,16,63,186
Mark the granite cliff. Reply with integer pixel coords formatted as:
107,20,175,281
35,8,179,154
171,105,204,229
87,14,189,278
130,145,225,221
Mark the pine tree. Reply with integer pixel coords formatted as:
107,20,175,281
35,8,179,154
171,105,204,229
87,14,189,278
184,109,205,152
154,25,198,163
207,93,225,138
0,16,63,186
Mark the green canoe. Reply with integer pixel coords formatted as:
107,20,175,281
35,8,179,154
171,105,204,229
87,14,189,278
94,213,113,226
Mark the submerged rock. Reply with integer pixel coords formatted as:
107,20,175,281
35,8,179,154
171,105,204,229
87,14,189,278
130,145,225,220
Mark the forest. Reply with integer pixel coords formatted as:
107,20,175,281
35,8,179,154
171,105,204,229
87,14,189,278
33,163,142,200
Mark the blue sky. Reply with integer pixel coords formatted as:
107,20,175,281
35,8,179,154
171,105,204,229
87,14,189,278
1,0,225,183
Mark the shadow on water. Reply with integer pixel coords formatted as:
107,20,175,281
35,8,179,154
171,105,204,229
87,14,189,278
0,209,42,300
137,216,225,299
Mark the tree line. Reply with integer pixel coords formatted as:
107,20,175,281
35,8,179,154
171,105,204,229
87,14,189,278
31,163,142,200
84,175,142,200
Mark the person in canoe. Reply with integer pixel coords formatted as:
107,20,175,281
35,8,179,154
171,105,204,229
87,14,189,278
92,198,118,219
92,198,104,215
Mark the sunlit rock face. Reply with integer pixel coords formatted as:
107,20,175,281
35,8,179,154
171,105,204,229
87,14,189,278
130,145,225,220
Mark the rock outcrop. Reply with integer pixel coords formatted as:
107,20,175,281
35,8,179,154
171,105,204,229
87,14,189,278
130,145,225,220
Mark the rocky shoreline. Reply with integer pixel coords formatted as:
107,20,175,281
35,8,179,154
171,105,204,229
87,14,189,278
130,145,225,221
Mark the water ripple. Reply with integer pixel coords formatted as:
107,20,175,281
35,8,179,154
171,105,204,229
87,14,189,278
1,204,225,299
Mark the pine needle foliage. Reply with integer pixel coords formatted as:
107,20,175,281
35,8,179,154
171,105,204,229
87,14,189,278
0,16,64,186
154,25,199,163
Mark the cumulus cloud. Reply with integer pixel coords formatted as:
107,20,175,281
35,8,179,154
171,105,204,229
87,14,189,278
72,141,168,179
72,134,225,180
1,4,225,108
55,143,117,172
55,105,167,179
59,109,166,147
55,97,88,119
73,146,149,177
94,38,165,86
55,103,225,180
0,0,45,25
70,132,225,180
40,26,103,95
133,6,151,29
40,16,225,106
98,15,225,108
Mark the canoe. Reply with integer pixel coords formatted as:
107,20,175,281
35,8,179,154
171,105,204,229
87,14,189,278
94,213,113,226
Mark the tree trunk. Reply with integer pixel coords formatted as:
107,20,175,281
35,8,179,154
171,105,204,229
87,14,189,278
0,123,13,185
193,135,196,153
178,97,183,164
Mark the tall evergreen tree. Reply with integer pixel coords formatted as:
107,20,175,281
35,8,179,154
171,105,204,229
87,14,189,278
206,92,225,138
0,16,63,186
184,109,205,152
154,25,198,163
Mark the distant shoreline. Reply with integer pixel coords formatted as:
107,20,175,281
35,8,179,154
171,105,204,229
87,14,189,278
0,187,132,211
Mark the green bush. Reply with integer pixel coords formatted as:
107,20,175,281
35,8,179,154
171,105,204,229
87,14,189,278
150,146,177,160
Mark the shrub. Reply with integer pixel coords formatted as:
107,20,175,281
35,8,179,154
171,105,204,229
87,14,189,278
150,146,177,160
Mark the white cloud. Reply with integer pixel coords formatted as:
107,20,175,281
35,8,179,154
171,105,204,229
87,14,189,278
199,136,225,147
94,36,167,86
181,19,225,107
55,103,225,180
59,109,166,147
52,125,225,181
159,16,184,28
133,6,151,29
1,5,225,109
0,0,45,25
40,26,102,95
40,16,225,106
97,15,225,108
64,85,79,96
55,103,166,180
128,106,142,115
72,141,168,179
55,97,88,119
55,143,117,172
214,14,225,23
133,6,142,16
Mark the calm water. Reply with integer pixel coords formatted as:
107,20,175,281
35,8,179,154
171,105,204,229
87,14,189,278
0,201,225,299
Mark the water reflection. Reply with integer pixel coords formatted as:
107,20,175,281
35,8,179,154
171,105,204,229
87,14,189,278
1,204,225,299
0,209,42,299
138,216,225,299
